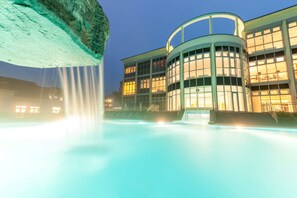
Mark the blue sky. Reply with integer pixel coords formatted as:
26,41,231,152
0,0,296,95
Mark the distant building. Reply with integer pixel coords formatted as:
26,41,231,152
104,91,123,111
0,76,64,119
121,5,297,113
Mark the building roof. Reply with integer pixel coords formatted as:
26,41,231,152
245,4,297,30
122,47,167,64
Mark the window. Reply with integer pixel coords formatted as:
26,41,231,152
52,107,61,114
153,57,166,73
152,76,166,93
251,84,293,112
16,105,27,113
29,106,40,113
167,56,180,84
137,61,150,76
124,65,136,78
140,79,150,89
289,22,297,46
248,52,288,84
123,81,136,95
125,66,136,74
216,46,242,78
217,85,245,111
184,86,213,110
183,48,211,83
167,90,180,111
136,95,149,111
152,94,166,111
247,26,283,54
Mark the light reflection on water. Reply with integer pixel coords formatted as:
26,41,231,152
0,120,297,198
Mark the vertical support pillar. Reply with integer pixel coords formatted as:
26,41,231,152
239,46,248,111
209,16,213,35
210,43,218,111
165,57,169,111
282,20,297,111
149,58,153,107
122,65,125,110
134,62,138,111
235,18,239,36
180,52,185,111
181,26,185,44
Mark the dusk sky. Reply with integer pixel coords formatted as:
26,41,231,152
0,0,297,95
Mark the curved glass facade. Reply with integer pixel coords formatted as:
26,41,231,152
166,39,249,112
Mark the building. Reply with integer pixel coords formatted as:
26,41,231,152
121,5,297,113
122,48,167,111
0,76,64,119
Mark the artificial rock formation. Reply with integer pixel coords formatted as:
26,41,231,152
0,0,109,68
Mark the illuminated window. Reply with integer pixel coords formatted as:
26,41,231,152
251,84,293,112
152,76,166,93
52,107,61,114
248,52,288,84
216,46,242,78
289,22,297,46
16,105,27,113
217,85,245,112
123,81,136,95
182,48,211,82
167,90,180,111
29,106,40,113
247,26,283,54
184,86,213,110
125,66,136,74
140,79,150,89
167,56,180,84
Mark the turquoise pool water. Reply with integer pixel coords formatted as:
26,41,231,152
0,120,297,198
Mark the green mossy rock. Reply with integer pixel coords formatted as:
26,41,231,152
14,0,110,57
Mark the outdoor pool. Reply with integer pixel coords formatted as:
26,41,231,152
0,120,297,198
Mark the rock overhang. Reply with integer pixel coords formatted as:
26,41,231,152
0,0,109,68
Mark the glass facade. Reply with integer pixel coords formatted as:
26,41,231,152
124,65,136,78
166,44,247,112
246,20,297,112
167,90,180,111
123,53,167,111
184,86,212,109
184,48,211,80
288,22,297,46
152,74,166,93
215,46,241,77
167,56,180,84
292,48,297,79
248,52,288,83
251,84,293,112
122,9,297,113
152,57,166,73
123,81,135,95
152,94,166,111
247,26,283,54
137,61,150,76
217,85,244,111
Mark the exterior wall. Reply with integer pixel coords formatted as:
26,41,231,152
121,6,297,113
122,48,167,111
0,78,64,119
245,7,297,112
166,35,249,112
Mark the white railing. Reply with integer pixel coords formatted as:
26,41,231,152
264,102,278,124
